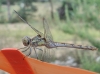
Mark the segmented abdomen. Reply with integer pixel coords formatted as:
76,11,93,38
46,42,97,50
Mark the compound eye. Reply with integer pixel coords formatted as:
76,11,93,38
22,36,31,46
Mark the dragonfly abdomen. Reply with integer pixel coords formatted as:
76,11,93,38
53,42,97,50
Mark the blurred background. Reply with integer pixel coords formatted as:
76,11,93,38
0,0,100,73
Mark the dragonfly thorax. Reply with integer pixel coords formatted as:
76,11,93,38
22,36,31,46
31,35,46,47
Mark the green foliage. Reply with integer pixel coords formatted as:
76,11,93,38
0,0,37,23
79,52,100,73
62,23,100,50
60,0,100,51
59,1,100,72
62,23,75,34
0,15,7,23
88,38,100,50
2,0,37,5
0,0,7,23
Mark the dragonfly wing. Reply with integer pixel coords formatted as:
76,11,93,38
43,18,54,43
43,47,50,62
41,47,55,62
14,10,44,37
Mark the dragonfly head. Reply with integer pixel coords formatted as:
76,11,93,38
22,36,31,46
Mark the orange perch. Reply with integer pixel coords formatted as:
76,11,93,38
0,48,97,74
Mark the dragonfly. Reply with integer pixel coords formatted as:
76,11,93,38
14,10,98,60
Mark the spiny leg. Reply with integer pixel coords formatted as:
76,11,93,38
36,48,43,51
17,46,27,50
36,48,44,60
41,48,47,61
22,46,30,52
27,47,32,56
23,47,32,60
33,47,39,59
41,49,45,61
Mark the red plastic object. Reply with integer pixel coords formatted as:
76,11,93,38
0,48,97,74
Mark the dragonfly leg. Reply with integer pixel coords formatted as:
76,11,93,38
23,47,32,60
22,46,30,52
41,49,45,61
17,47,27,50
33,47,39,59
36,48,43,51
36,48,45,61
27,47,32,56
41,48,47,61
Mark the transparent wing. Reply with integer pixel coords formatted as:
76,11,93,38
14,10,44,37
41,47,55,62
42,17,57,62
43,17,54,42
44,48,50,62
